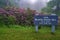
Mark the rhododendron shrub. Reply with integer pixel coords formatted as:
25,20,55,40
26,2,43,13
0,7,36,26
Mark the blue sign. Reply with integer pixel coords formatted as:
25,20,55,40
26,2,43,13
34,15,58,25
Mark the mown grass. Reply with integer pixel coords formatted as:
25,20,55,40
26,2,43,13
0,25,60,40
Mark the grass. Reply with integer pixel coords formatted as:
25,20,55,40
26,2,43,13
0,25,60,40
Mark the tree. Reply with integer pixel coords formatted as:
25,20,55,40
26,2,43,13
0,0,20,8
9,0,20,7
0,0,7,8
41,7,52,14
41,0,60,16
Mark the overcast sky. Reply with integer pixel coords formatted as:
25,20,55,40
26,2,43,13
16,0,50,11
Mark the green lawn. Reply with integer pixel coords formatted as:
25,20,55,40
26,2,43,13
0,25,60,40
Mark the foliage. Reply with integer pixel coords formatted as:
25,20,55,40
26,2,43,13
0,0,7,8
41,0,60,16
41,7,52,14
26,8,34,25
0,0,36,26
8,15,16,25
0,0,19,8
0,7,35,26
0,14,4,26
0,13,9,27
9,0,19,7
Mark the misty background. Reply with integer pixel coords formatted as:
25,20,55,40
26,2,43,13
15,0,50,11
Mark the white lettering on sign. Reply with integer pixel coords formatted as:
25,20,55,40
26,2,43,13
35,19,38,21
43,19,51,24
44,17,48,18
35,19,43,21
52,19,56,21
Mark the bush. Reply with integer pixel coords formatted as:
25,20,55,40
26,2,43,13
0,7,35,26
8,15,16,25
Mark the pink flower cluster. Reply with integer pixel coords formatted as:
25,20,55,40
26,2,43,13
0,7,38,25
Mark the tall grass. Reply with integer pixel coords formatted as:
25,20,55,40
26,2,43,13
0,25,60,40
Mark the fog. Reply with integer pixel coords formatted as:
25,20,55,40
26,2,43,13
15,0,50,11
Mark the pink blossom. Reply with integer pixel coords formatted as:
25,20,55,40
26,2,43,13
0,8,7,14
